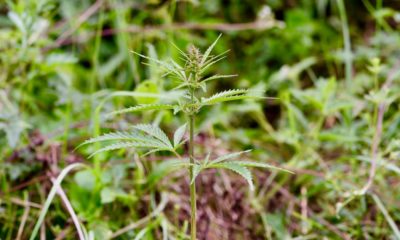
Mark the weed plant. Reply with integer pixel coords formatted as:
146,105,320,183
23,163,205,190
78,35,292,239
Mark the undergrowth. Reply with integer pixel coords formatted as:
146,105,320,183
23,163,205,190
1,0,400,239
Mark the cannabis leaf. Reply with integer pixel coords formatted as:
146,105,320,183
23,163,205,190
173,123,187,147
190,150,293,190
133,124,172,148
201,89,254,105
201,34,222,66
109,104,175,116
211,162,254,190
78,124,183,157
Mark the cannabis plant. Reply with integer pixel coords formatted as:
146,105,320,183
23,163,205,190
80,35,291,239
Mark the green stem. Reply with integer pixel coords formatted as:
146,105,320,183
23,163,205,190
189,89,197,240
336,0,352,87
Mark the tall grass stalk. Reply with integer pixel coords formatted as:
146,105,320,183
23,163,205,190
336,0,352,86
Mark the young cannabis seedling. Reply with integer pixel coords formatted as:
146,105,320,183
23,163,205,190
79,34,292,239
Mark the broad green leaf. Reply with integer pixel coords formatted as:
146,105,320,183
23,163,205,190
100,187,126,204
74,170,96,191
109,104,175,116
101,187,117,204
134,80,159,104
173,123,187,147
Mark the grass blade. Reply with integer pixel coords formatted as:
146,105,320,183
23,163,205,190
30,163,86,240
372,194,400,239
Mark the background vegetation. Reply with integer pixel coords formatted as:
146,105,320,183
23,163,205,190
1,0,400,239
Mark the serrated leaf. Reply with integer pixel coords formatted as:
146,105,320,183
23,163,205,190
132,51,183,79
88,141,171,158
133,124,172,148
174,123,187,147
109,104,175,116
204,152,211,165
190,164,203,185
203,89,248,101
77,131,162,149
172,82,190,90
210,150,252,164
170,41,189,60
87,142,139,158
201,34,222,66
199,82,207,92
201,74,237,83
200,55,227,74
210,162,254,190
233,161,294,174
201,89,256,105
202,49,230,66
173,105,181,115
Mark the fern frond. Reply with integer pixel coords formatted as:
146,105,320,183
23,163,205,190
133,124,172,148
109,104,175,116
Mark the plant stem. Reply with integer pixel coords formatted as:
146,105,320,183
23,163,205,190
336,0,352,87
189,89,197,240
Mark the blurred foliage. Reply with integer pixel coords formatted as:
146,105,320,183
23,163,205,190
1,0,400,239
